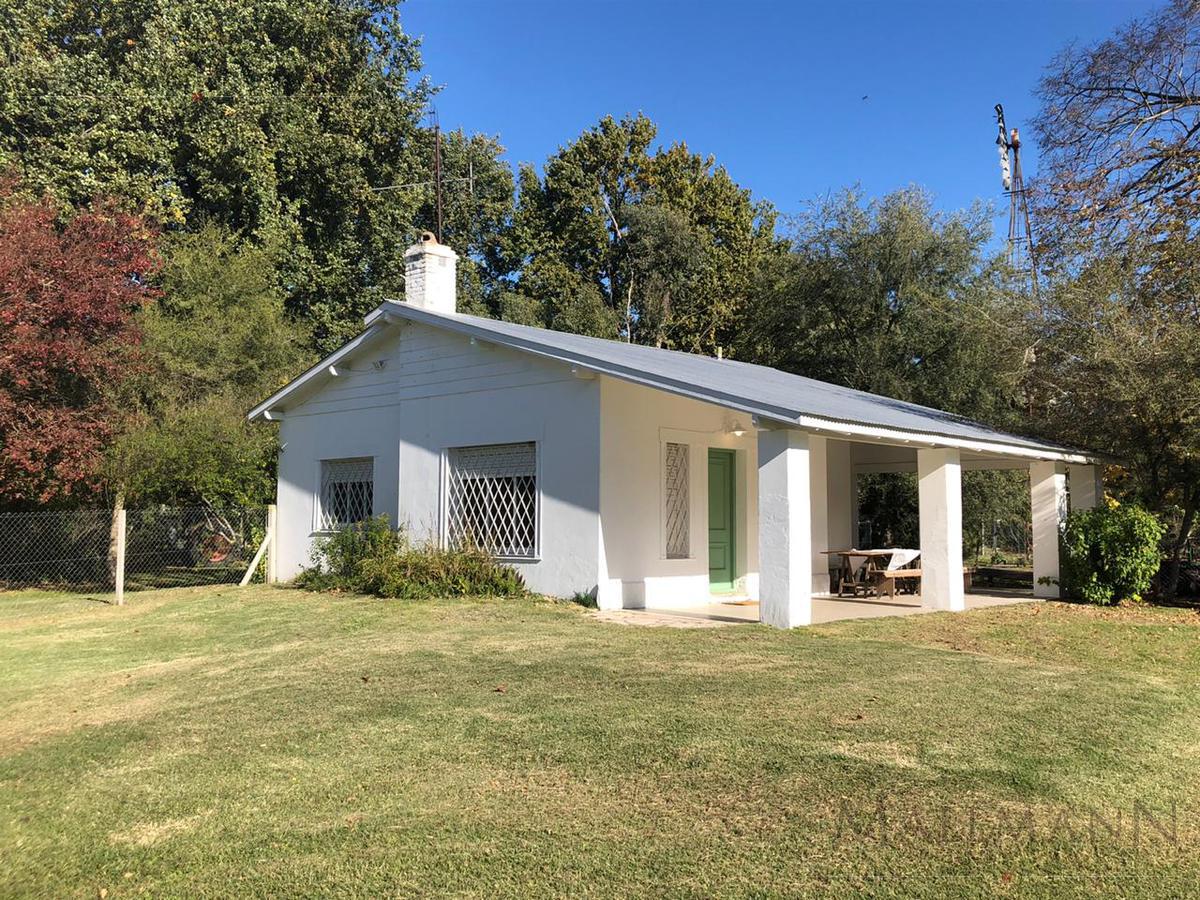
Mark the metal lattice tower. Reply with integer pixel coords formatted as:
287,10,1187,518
994,104,1039,298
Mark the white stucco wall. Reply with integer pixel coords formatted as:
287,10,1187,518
269,311,1093,623
275,321,602,597
597,377,759,610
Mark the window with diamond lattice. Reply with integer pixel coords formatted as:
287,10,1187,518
664,442,690,558
318,458,374,531
446,442,537,558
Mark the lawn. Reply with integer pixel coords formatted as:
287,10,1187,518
2,587,1198,898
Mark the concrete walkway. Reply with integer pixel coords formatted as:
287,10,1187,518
593,589,1034,628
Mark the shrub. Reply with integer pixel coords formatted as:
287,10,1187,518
568,590,598,609
1059,505,1165,605
295,515,403,591
358,546,526,600
296,516,525,599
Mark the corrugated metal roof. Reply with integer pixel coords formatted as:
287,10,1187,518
371,303,1093,461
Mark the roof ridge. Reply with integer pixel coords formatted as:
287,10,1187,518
252,300,1099,463
443,308,1018,434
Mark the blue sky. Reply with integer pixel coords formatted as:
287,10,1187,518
404,0,1159,237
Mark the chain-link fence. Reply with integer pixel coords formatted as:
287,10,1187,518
0,506,272,601
0,509,116,593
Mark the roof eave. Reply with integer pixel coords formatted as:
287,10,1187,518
246,320,390,422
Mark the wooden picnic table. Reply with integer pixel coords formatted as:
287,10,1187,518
822,549,974,600
821,549,902,598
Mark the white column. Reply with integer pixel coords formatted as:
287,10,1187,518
1068,464,1103,511
1030,461,1067,599
826,440,854,551
918,448,965,611
809,436,830,593
758,429,813,628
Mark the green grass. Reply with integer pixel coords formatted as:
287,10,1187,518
2,587,1199,898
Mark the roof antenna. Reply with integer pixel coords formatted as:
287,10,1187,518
431,108,444,243
368,112,478,248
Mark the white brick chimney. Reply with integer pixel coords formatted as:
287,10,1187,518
403,231,457,314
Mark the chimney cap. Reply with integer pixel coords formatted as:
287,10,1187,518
405,233,457,260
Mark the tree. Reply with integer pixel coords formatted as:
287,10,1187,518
1031,0,1200,596
1034,0,1200,250
497,256,617,337
735,188,1040,559
106,225,314,507
962,470,1030,562
505,114,779,351
857,469,1029,561
621,203,704,347
504,114,656,340
735,188,1031,426
1029,232,1200,596
0,187,157,506
639,143,780,352
0,0,495,350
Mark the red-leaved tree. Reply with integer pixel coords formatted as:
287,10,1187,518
0,187,159,505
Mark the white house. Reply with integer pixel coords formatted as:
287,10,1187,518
249,233,1103,627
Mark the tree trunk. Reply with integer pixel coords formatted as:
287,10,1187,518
1161,492,1196,600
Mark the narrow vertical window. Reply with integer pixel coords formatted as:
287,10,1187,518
318,458,374,530
446,442,538,558
664,442,690,559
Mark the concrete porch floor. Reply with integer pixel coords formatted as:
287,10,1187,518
594,588,1035,628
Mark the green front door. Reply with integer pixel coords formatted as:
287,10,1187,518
708,449,736,592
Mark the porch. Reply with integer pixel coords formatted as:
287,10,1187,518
594,377,1102,628
756,430,1101,627
600,588,1034,628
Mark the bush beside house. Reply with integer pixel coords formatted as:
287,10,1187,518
1059,505,1165,605
297,517,526,599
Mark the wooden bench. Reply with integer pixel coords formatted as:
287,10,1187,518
974,565,1033,588
877,566,975,600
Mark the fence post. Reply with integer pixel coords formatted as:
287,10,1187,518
266,504,278,584
114,508,127,606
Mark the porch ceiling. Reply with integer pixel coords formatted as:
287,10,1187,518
849,441,1040,473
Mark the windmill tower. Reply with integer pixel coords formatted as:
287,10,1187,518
994,104,1038,297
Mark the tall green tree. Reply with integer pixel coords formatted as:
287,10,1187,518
106,226,314,507
1030,233,1200,596
1031,0,1200,595
424,129,516,317
504,114,779,352
735,188,1031,426
0,0,510,350
738,188,1037,559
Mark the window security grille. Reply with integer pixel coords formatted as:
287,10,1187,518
318,458,373,531
446,442,537,558
664,442,690,558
